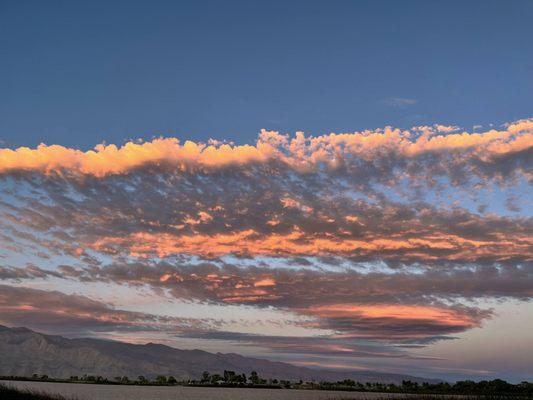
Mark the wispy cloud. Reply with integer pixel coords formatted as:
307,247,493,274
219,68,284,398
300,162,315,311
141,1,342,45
0,284,221,337
382,97,418,107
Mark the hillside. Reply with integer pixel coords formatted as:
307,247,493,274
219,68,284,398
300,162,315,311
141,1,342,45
0,325,437,384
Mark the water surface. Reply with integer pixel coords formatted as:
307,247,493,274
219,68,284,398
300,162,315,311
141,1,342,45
2,380,402,400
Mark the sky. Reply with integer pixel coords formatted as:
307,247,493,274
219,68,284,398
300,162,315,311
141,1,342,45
0,0,532,383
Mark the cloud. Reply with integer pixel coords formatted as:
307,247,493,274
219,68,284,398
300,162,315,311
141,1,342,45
45,260,532,344
1,120,531,265
175,330,435,360
0,264,62,280
382,97,418,107
0,120,531,180
0,281,471,362
2,175,531,264
299,303,489,341
0,284,220,337
0,119,531,366
0,280,466,361
72,261,532,306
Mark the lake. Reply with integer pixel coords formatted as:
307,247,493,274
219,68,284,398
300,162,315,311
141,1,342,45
1,380,404,400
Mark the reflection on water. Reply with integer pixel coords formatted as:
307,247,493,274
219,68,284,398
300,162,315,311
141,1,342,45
2,380,401,400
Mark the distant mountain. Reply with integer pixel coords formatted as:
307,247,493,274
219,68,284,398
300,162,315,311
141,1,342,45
0,325,438,384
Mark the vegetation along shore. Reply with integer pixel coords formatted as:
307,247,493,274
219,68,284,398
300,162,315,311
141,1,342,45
1,372,532,396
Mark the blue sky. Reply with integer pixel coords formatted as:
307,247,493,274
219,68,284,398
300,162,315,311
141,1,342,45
1,0,532,148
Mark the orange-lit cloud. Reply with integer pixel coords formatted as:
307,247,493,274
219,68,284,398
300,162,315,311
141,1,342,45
0,139,272,176
296,302,491,342
308,304,476,325
0,120,531,177
1,119,531,266
89,228,532,262
0,119,531,361
303,304,484,337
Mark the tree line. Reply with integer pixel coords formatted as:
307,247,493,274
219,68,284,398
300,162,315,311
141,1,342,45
307,378,533,395
1,373,532,395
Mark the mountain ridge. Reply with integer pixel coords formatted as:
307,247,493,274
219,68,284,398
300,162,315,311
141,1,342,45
0,325,439,384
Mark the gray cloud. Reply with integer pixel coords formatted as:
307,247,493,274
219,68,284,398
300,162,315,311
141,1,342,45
1,171,531,265
0,264,62,280
175,330,440,360
0,121,531,368
46,260,530,343
0,284,221,337
56,261,533,306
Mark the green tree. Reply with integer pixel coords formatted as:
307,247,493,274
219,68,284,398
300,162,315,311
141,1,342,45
155,375,168,385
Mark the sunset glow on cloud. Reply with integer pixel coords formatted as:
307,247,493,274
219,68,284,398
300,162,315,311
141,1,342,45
0,120,531,178
0,120,531,381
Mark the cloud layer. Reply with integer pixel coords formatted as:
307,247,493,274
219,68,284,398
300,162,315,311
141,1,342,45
55,260,517,342
0,120,531,179
0,119,531,373
1,122,531,265
0,284,220,336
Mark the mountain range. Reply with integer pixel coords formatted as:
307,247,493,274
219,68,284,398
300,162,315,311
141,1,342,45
0,325,438,384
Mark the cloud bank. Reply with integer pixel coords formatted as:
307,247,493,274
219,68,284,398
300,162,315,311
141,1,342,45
0,284,220,336
0,120,531,179
0,119,531,370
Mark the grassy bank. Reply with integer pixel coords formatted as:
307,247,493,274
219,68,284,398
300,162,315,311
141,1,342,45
332,396,533,400
341,396,533,400
0,383,75,400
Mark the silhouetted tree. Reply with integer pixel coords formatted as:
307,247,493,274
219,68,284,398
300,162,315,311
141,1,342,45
201,371,210,383
223,370,236,383
249,371,260,385
210,373,223,384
